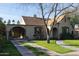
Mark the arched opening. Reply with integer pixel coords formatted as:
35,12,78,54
9,27,26,40
52,27,58,39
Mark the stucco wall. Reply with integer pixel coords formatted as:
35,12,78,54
6,25,47,39
25,26,35,39
49,18,73,39
55,18,73,39
6,25,35,39
6,18,73,40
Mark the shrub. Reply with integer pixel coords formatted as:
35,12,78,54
60,33,73,40
0,35,7,51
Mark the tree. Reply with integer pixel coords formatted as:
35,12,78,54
19,3,78,43
0,17,6,36
70,15,79,28
62,6,79,29
0,17,3,21
38,3,78,43
3,20,6,24
7,19,11,24
12,20,15,24
17,20,20,24
0,17,6,51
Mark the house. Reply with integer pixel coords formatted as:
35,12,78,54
6,15,74,40
74,24,79,38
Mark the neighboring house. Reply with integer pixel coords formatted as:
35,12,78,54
74,24,79,38
6,15,73,40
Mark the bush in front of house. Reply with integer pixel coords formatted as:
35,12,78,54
0,35,7,52
0,18,6,51
60,33,74,40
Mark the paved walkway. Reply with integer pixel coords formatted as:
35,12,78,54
11,40,79,56
56,40,79,50
11,40,35,56
56,40,79,56
25,43,62,56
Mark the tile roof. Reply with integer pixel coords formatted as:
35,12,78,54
22,15,65,26
47,15,65,25
22,16,45,26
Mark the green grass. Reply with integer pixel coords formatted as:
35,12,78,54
0,40,21,56
64,40,79,47
23,44,49,56
34,40,72,54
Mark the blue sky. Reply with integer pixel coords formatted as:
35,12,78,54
0,3,78,23
0,3,38,22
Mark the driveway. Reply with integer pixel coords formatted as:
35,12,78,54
11,40,35,56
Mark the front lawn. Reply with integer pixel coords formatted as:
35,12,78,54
0,40,21,56
23,44,49,56
64,40,79,46
34,40,72,54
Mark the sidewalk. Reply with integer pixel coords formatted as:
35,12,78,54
11,40,35,56
56,40,79,56
23,43,62,56
56,40,79,50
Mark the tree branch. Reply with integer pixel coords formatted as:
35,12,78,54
56,3,73,17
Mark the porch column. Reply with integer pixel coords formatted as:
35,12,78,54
6,26,9,40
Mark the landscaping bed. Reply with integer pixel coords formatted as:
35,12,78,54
0,40,21,56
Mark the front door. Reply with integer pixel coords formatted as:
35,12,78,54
53,27,58,39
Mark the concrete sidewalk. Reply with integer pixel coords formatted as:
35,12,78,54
56,40,79,50
11,40,35,56
24,43,62,56
56,40,79,56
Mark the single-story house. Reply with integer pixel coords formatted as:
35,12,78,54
6,15,74,40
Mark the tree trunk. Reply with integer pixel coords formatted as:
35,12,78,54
46,28,50,43
47,33,50,43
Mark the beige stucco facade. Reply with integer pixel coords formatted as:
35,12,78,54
51,17,73,39
6,25,47,39
6,16,74,40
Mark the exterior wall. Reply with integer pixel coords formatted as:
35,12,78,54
6,17,73,40
20,17,26,25
41,26,47,39
49,18,73,39
6,25,27,33
25,26,35,39
74,31,79,38
55,18,73,39
74,25,79,38
6,25,47,39
25,25,47,39
6,25,35,39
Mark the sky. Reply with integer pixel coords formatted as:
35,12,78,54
0,3,38,23
0,3,78,24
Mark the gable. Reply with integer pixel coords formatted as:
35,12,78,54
22,15,65,26
22,16,45,26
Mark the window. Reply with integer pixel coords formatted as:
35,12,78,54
34,27,42,39
62,26,69,34
34,27,41,35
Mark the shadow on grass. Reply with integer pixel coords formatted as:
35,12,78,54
24,45,49,56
